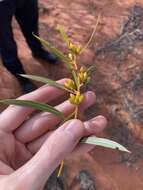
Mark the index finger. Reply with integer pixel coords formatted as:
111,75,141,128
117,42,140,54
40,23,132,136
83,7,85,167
0,79,67,132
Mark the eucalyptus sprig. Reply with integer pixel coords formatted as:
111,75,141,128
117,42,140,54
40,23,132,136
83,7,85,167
0,18,130,177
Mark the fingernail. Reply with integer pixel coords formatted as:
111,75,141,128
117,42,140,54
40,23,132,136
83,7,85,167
81,91,96,110
85,115,107,133
86,91,96,105
92,115,107,125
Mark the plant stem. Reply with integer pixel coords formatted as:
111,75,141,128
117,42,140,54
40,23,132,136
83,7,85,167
57,160,64,178
57,110,77,178
57,46,80,178
74,106,78,119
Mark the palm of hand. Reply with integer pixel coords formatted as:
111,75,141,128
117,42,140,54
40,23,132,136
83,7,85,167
0,131,32,173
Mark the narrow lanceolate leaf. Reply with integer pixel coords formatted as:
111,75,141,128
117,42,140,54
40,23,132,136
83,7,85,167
80,14,101,55
56,25,69,44
33,34,72,70
81,136,130,153
0,99,64,119
20,74,73,93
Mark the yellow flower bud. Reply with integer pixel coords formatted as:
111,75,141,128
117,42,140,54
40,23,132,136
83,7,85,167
68,42,81,55
78,94,84,104
83,72,88,81
69,94,76,104
69,92,84,105
78,70,88,83
75,45,81,54
80,66,86,73
74,92,80,103
68,53,74,61
65,79,75,90
68,42,74,50
79,72,84,81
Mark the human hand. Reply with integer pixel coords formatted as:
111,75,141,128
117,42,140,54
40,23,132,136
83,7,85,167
0,79,107,190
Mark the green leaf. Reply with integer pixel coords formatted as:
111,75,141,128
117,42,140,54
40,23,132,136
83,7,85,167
0,99,64,119
20,74,73,93
87,66,96,73
33,34,72,70
81,136,130,153
56,25,69,44
72,70,79,88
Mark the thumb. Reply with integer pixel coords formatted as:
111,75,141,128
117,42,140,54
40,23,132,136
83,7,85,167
9,119,84,190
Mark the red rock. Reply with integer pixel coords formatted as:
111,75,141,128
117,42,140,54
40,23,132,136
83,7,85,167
1,0,143,189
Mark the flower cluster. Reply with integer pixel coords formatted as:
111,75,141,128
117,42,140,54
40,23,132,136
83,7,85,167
64,41,90,105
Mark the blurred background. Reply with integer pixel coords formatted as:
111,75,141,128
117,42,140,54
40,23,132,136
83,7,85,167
0,0,143,189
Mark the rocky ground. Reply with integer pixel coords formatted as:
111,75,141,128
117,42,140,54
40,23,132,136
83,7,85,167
0,0,143,189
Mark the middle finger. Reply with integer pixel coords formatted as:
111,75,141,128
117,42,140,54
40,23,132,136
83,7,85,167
14,91,96,143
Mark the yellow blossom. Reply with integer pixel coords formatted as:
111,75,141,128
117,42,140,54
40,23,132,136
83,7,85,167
69,92,84,105
65,79,75,90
